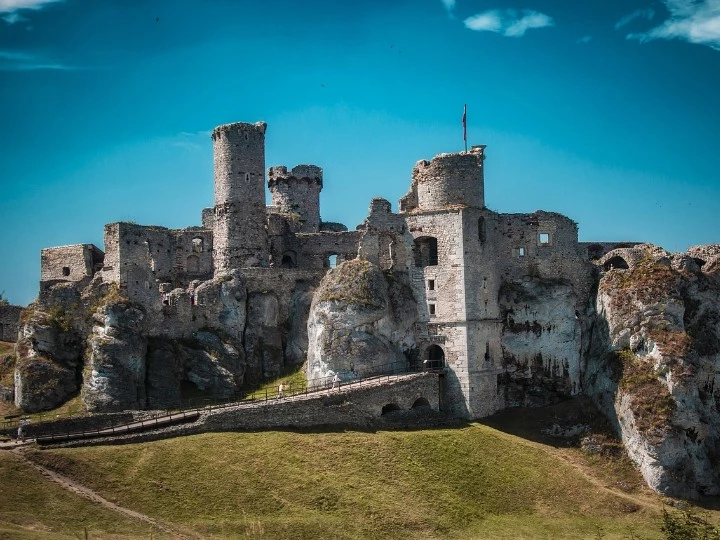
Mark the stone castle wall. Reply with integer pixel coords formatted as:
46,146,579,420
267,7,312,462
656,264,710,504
40,244,103,284
102,222,213,303
401,146,485,213
268,165,322,233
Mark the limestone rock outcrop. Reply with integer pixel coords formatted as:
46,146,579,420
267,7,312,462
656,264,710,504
306,260,418,384
14,308,83,412
499,278,582,407
584,244,720,498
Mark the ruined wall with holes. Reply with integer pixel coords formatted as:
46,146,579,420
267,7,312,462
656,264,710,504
40,244,102,284
0,304,23,342
102,222,213,304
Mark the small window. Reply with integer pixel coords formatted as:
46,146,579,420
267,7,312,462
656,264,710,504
539,233,550,245
428,279,435,291
245,173,250,181
429,303,436,316
518,247,525,257
192,237,204,253
62,266,70,276
328,254,338,268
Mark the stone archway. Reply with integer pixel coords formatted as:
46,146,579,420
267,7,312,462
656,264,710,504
424,344,445,370
603,255,629,271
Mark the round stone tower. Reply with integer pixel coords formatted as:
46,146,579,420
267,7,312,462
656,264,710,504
211,121,269,271
412,145,486,212
267,164,323,233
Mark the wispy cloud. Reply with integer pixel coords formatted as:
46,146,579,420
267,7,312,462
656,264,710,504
0,49,79,70
169,130,213,152
464,9,554,37
2,11,26,23
576,35,592,44
440,0,456,13
615,8,655,30
0,0,64,24
624,0,720,51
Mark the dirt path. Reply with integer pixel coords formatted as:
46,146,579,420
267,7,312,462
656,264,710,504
510,434,661,511
4,446,201,539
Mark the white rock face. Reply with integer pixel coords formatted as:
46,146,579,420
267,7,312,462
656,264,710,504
586,244,720,498
499,278,582,406
306,260,418,386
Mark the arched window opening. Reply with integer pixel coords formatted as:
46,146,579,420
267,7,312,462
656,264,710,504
587,243,604,261
693,258,707,268
281,250,298,269
381,403,402,415
328,253,338,268
187,255,200,274
412,397,430,409
413,237,438,268
192,237,204,253
478,217,486,243
424,344,445,370
603,256,629,271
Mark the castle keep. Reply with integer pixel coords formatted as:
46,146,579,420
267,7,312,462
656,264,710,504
34,121,624,418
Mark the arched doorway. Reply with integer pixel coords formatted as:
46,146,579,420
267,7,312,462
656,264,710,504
424,344,445,370
281,250,297,268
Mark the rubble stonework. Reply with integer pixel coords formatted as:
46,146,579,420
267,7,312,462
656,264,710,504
0,304,22,342
12,119,720,498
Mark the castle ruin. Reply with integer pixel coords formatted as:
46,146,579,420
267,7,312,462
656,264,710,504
29,120,635,418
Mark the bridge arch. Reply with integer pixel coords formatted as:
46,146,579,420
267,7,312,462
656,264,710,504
603,255,629,271
381,403,402,415
412,397,431,409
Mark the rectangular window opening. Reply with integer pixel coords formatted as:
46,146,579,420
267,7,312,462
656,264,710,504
518,247,525,257
539,233,550,245
429,303,436,316
428,279,435,291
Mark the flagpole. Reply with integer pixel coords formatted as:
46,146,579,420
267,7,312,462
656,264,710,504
463,104,467,153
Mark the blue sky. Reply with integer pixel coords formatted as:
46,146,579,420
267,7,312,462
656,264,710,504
1,0,719,306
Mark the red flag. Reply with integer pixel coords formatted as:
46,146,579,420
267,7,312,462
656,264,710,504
462,104,467,142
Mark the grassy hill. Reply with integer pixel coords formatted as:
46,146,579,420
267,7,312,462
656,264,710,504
1,407,692,539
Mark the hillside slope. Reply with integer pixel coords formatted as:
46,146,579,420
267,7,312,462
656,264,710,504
2,418,682,539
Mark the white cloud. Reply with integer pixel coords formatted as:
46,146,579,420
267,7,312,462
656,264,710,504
464,9,554,37
615,8,655,30
0,49,77,70
625,0,720,51
441,0,456,12
576,35,592,44
0,0,63,12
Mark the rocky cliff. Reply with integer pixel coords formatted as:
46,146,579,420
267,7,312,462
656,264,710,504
14,269,316,413
306,260,418,384
584,244,720,498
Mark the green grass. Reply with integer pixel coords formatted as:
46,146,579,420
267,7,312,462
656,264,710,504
0,451,152,539
18,423,674,539
245,363,307,400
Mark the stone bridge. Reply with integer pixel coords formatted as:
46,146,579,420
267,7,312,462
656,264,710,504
34,372,443,448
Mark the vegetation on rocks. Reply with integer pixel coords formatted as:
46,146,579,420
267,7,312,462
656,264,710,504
615,349,676,434
316,259,386,308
